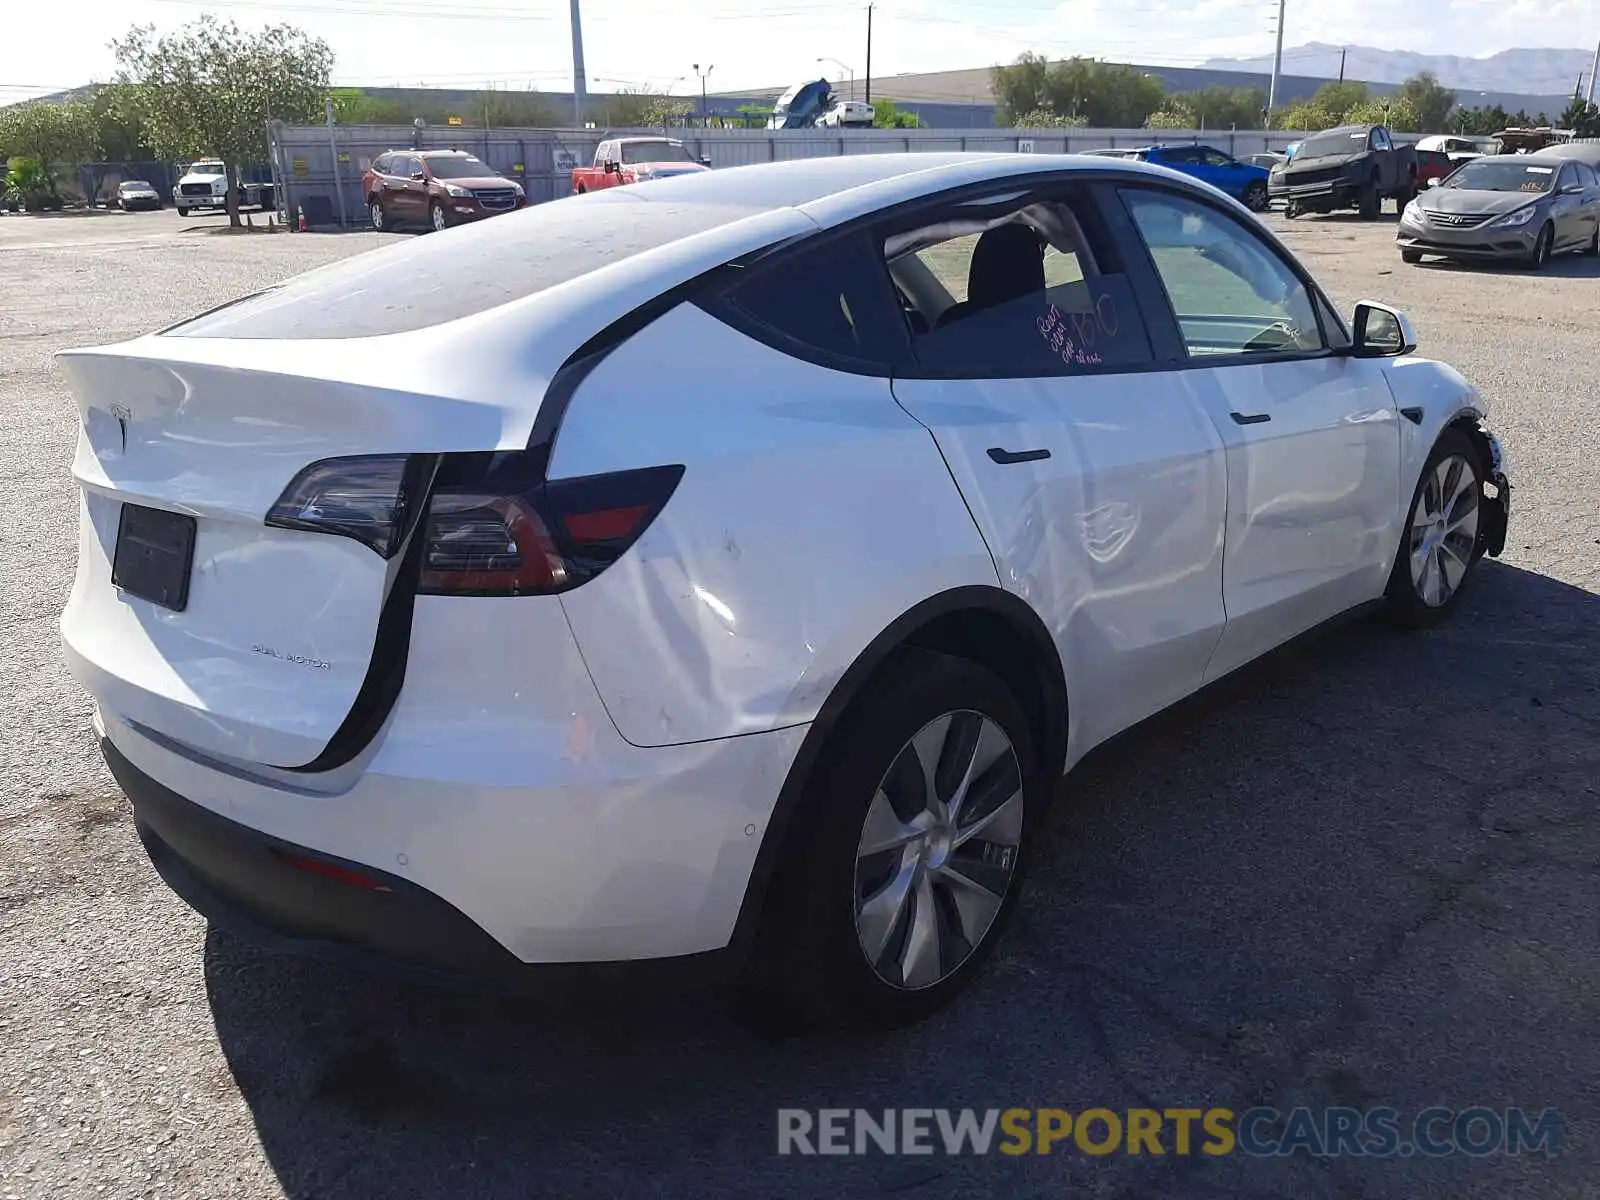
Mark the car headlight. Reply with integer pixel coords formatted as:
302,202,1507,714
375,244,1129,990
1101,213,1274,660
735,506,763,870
212,181,227,194
510,181,524,196
1401,199,1422,222
444,183,471,197
1492,205,1538,228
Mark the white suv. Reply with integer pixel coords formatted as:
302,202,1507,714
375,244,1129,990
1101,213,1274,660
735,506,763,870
58,154,1510,1031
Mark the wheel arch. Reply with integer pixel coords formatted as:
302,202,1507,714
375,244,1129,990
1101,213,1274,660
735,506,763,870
727,585,1068,958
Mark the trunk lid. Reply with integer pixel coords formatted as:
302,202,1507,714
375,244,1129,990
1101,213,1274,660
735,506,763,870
57,340,530,769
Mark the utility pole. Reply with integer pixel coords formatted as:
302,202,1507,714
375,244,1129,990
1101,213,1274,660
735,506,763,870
865,4,873,105
1338,46,1347,84
694,63,714,120
1266,0,1285,127
569,0,587,125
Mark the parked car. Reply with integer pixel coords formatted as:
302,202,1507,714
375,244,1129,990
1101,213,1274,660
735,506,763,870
1531,140,1600,169
173,160,272,215
1248,151,1287,171
114,180,162,211
1077,144,1271,210
1414,148,1457,189
363,149,525,233
571,137,710,194
58,153,1511,1032
1269,124,1418,218
818,100,876,128
1398,153,1600,267
1415,135,1485,164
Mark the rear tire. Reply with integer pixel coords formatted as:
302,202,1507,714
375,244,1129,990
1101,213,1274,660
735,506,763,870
1384,428,1486,629
1243,180,1269,212
178,207,190,217
1358,175,1381,220
734,649,1044,1035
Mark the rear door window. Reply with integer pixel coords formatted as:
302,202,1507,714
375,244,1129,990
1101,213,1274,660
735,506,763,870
881,184,1155,377
709,230,911,371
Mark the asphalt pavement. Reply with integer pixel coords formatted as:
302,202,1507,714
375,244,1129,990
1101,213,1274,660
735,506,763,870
0,203,1596,1199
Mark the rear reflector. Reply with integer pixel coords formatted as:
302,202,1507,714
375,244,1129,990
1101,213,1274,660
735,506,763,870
418,453,683,597
272,850,393,892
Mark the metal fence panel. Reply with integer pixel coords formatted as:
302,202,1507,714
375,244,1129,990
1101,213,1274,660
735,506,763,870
267,122,1308,228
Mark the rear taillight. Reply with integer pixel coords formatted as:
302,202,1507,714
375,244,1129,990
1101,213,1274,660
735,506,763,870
417,453,683,597
265,454,436,558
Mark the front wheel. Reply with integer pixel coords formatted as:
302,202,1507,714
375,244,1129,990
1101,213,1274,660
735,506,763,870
430,201,447,233
736,649,1043,1034
1243,180,1269,212
1585,223,1599,257
1384,429,1486,628
1401,248,1423,264
177,207,190,217
1284,199,1301,219
1526,223,1553,270
369,199,386,231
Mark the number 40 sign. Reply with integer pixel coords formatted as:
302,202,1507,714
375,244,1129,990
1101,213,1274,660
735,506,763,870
1017,139,1035,154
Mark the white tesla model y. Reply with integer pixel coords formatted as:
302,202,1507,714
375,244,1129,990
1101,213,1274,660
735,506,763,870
60,153,1511,1030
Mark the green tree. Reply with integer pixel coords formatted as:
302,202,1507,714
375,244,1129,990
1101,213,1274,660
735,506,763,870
871,97,920,128
991,52,1051,125
1145,104,1196,130
1310,81,1370,122
0,101,98,197
1395,72,1455,133
1454,104,1508,135
1274,102,1337,132
1560,97,1600,137
1346,96,1421,132
600,85,691,128
112,17,333,227
328,87,408,125
1180,85,1268,130
1012,109,1087,129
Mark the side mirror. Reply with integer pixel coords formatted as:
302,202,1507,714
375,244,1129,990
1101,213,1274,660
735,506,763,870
1559,183,1584,195
1350,301,1417,358
605,160,620,174
1427,177,1442,187
698,155,712,166
410,171,425,181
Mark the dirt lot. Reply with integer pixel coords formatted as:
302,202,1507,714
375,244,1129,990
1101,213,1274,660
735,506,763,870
1,201,1597,1199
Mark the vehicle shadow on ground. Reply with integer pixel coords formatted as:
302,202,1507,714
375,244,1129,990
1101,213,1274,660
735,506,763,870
1412,256,1600,279
206,561,1600,1199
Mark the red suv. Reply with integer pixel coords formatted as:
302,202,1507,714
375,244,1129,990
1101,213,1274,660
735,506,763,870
362,149,526,233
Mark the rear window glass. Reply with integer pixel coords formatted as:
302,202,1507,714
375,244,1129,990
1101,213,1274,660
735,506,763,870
163,193,766,340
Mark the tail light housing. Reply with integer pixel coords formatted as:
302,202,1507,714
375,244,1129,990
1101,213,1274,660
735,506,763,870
265,454,436,558
417,452,683,596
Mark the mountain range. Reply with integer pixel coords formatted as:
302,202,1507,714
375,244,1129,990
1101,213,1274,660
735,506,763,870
1199,44,1597,97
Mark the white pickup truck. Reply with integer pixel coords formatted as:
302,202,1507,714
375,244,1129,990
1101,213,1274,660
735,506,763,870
172,160,274,215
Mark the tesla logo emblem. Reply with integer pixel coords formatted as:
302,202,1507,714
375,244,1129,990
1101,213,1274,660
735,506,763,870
109,403,131,452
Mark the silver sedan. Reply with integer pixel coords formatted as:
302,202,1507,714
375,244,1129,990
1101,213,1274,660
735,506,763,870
1397,154,1600,268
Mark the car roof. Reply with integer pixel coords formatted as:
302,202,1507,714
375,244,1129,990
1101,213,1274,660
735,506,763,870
1531,141,1600,164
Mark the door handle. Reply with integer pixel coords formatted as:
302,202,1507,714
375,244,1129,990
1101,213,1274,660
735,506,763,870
1230,411,1271,425
987,447,1051,465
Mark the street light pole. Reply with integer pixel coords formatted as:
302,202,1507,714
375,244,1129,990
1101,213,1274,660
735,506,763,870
1266,0,1286,128
817,56,855,102
693,62,714,122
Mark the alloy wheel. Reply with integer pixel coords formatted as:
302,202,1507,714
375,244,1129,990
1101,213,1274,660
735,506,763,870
431,204,447,232
853,710,1024,990
1408,453,1480,608
370,201,384,231
1244,181,1269,212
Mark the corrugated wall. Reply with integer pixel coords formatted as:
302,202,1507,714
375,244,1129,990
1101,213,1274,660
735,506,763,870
267,121,1307,228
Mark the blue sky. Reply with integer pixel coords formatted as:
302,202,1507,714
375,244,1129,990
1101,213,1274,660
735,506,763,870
7,0,1598,104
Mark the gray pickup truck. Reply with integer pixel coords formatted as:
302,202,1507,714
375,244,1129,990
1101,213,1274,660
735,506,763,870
1269,123,1418,219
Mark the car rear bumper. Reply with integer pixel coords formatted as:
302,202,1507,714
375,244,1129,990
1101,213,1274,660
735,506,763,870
89,592,807,979
106,737,745,994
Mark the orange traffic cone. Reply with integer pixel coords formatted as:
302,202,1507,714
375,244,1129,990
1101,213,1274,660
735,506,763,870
296,205,307,232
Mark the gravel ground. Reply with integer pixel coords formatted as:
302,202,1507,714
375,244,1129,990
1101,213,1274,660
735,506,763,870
1,202,1596,1199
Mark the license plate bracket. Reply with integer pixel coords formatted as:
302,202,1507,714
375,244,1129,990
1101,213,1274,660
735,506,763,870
112,504,197,612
